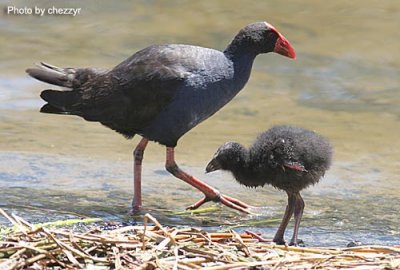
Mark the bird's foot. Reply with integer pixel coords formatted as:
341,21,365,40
186,193,253,214
288,239,305,247
272,237,286,245
346,240,362,247
272,238,305,247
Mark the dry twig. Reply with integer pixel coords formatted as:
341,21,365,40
1,208,399,269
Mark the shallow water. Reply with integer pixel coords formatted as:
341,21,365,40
0,0,399,246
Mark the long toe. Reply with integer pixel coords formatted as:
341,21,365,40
222,195,251,209
186,197,210,210
219,194,252,214
289,239,305,247
186,194,252,214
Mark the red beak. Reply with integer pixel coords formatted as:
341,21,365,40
273,33,296,59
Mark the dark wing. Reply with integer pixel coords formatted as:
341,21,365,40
71,45,196,137
270,137,308,172
251,127,308,172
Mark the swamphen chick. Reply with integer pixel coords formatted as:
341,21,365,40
206,125,333,245
26,22,295,213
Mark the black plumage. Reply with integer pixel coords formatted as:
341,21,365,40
26,22,296,213
206,125,333,245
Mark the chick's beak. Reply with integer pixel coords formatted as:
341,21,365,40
205,158,222,173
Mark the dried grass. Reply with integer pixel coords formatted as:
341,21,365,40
0,208,399,269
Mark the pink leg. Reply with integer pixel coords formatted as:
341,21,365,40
289,192,305,246
165,147,251,214
273,192,295,245
131,138,149,212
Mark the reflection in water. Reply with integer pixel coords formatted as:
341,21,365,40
0,0,399,246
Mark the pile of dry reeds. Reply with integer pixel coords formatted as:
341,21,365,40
1,208,399,269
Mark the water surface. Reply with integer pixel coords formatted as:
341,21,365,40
0,0,399,246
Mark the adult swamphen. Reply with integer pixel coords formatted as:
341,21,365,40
206,125,332,245
26,22,296,213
